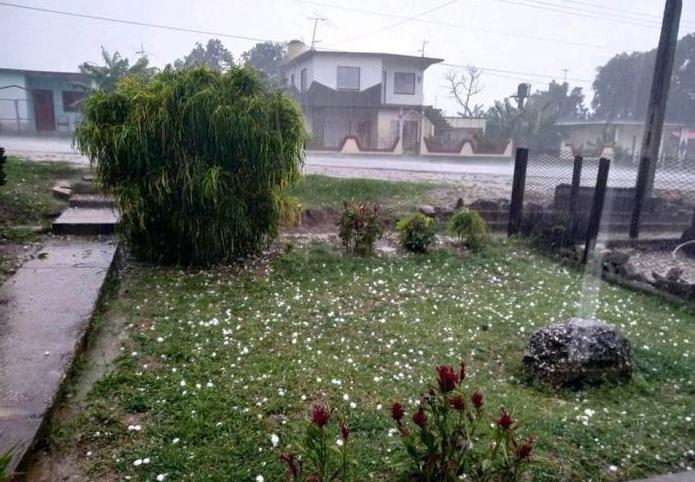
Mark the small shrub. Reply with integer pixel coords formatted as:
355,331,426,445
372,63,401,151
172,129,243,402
390,362,536,481
520,211,586,251
280,404,354,481
337,201,384,256
280,196,304,227
448,208,488,251
396,212,436,253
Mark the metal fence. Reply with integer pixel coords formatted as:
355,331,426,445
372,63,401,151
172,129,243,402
509,148,695,251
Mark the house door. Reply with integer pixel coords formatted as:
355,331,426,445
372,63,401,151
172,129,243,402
33,89,55,132
402,120,420,153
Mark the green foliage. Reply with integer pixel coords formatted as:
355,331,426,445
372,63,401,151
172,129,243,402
396,212,436,253
75,66,306,265
337,202,384,256
241,41,287,88
281,404,355,481
0,147,6,187
519,211,586,252
0,449,12,482
79,47,156,91
592,33,695,123
391,363,536,481
448,209,488,251
173,39,234,72
280,196,304,228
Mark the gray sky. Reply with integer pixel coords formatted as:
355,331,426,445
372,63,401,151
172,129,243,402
2,0,695,115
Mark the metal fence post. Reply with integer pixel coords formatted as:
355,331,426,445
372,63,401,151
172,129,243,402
507,147,529,236
582,157,610,264
566,155,583,242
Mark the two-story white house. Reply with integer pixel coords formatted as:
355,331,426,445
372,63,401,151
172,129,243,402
282,41,442,153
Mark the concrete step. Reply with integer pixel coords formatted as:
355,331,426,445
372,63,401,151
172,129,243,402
0,238,118,474
68,194,115,209
52,207,119,235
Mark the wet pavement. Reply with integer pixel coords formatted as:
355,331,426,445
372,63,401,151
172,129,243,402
0,238,117,472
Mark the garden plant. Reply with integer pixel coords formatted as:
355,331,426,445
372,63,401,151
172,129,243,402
396,212,437,253
76,66,306,265
448,208,488,252
281,362,535,482
337,201,384,256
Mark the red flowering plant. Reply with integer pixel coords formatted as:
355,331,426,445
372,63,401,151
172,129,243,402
389,362,536,481
280,403,355,481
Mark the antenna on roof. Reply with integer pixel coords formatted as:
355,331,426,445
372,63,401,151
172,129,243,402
308,16,327,50
561,68,570,82
418,40,429,57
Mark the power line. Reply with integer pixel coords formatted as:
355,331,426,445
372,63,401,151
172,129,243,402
287,0,605,49
534,0,695,27
494,0,669,29
0,1,279,44
435,61,594,85
331,0,458,45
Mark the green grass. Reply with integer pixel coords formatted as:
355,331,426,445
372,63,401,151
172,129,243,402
55,241,694,481
0,156,84,238
288,175,441,215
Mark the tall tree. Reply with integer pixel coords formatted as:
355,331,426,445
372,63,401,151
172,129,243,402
445,66,485,117
481,81,586,152
241,41,287,87
79,47,155,90
592,33,695,123
173,39,234,72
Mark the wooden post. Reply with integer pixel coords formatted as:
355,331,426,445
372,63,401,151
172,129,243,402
630,0,682,239
583,158,610,264
566,155,583,243
508,147,529,236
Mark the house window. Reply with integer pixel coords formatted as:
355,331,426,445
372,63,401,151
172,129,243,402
62,91,85,112
337,66,360,90
394,72,416,95
300,68,307,92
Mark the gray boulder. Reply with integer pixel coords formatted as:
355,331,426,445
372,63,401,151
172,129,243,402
523,319,633,387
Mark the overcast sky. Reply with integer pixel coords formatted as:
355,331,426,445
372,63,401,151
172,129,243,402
2,0,695,115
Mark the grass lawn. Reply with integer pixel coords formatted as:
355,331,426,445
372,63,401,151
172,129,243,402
288,175,443,216
0,156,84,239
53,241,694,481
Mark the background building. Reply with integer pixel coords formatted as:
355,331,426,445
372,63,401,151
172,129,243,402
0,68,93,135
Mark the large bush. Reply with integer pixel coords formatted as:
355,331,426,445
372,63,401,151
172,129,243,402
337,201,384,256
75,67,305,265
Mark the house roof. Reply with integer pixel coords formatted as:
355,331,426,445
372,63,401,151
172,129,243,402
0,67,91,81
556,119,688,128
282,49,443,70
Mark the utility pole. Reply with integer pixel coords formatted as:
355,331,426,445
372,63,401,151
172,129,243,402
561,68,569,82
629,0,682,239
136,42,147,58
418,40,429,57
308,16,327,50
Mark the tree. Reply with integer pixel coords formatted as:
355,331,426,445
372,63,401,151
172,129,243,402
173,39,234,72
481,81,586,152
241,41,287,88
445,66,485,117
79,47,156,90
75,67,306,265
592,33,695,123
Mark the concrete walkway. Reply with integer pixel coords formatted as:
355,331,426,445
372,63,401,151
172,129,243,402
629,473,695,482
0,238,117,472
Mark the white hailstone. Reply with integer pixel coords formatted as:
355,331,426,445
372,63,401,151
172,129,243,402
270,434,280,447
350,402,357,409
133,459,143,466
172,438,180,444
143,458,150,464
608,465,618,472
336,439,344,447
343,394,349,401
256,476,265,482
180,380,186,387
157,475,166,481
157,337,164,342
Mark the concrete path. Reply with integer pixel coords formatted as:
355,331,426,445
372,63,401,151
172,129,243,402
629,473,695,482
0,238,117,472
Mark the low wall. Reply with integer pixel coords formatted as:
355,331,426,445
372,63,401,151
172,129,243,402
421,139,514,159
